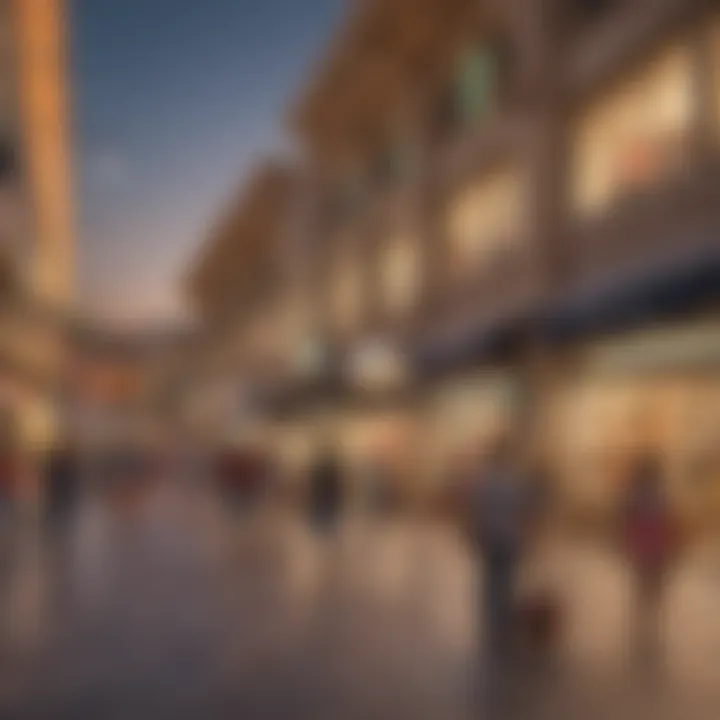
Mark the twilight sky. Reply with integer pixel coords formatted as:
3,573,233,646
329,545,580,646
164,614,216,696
70,0,344,328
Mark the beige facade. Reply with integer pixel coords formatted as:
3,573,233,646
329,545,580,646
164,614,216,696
0,0,74,456
183,164,298,446
188,0,720,521
14,0,74,304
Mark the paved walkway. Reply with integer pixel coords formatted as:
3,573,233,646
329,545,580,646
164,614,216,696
0,481,717,718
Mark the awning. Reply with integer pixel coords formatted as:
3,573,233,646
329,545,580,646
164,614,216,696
545,248,720,342
411,311,527,378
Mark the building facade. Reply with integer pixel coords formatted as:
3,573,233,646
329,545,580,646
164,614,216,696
191,0,720,525
184,163,300,450
0,0,75,469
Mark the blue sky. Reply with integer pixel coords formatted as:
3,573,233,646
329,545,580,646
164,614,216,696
70,0,344,327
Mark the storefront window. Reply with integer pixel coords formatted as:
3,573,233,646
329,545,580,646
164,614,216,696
573,43,695,217
547,323,720,525
335,410,419,502
382,235,419,316
425,373,518,492
446,168,523,274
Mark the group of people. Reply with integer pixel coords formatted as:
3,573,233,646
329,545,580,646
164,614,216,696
300,438,682,662
304,452,399,530
0,441,81,529
466,439,680,661
215,448,273,510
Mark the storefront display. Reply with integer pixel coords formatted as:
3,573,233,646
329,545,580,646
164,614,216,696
423,371,521,502
545,322,720,527
333,408,420,508
573,40,694,217
446,167,524,275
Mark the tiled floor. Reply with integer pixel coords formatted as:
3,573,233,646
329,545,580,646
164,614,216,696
0,480,717,719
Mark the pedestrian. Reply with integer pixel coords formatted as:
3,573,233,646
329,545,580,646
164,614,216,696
45,442,80,530
469,436,529,662
308,451,343,534
0,434,16,522
622,454,679,661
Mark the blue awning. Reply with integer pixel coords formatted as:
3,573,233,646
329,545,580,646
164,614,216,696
412,313,525,378
545,249,720,342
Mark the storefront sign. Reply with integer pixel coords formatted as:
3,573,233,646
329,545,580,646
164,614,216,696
585,323,720,374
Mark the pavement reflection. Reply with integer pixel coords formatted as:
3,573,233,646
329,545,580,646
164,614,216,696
0,479,717,719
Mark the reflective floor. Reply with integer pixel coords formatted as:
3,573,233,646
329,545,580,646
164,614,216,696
0,478,718,718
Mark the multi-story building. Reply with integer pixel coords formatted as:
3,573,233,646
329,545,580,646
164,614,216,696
189,0,720,524
0,0,75,465
184,163,299,450
281,0,720,521
286,0,530,506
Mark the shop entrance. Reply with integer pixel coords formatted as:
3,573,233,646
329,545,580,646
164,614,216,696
543,323,720,530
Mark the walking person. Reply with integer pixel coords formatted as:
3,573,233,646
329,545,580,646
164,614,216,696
45,442,80,531
0,434,17,525
308,450,344,534
622,454,679,664
306,450,346,644
469,436,530,663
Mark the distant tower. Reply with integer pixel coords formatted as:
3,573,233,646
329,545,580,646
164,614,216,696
14,0,74,305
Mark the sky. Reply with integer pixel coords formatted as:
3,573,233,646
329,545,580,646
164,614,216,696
70,0,345,328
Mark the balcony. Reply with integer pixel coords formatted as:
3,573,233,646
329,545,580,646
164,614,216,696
565,154,720,297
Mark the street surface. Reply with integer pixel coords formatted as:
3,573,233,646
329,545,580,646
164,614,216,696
0,478,718,719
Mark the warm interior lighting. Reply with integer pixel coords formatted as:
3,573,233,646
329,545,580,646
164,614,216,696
573,42,694,216
446,167,523,273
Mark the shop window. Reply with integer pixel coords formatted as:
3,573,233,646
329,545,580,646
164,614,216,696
426,374,517,490
382,235,419,317
572,43,695,217
446,167,523,275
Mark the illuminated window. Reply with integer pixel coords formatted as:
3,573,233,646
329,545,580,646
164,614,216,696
573,43,694,217
382,235,419,316
446,168,523,272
